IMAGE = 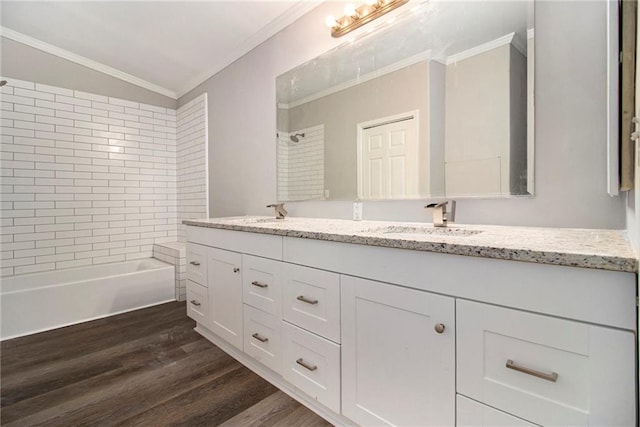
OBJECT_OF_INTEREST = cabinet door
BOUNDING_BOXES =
[243,304,282,375]
[282,321,341,413]
[186,280,210,327]
[208,247,243,350]
[457,395,536,426]
[186,242,208,286]
[457,299,636,427]
[341,275,455,426]
[283,263,340,343]
[242,255,282,317]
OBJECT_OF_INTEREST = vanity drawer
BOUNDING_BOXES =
[282,264,340,343]
[282,321,340,413]
[457,299,636,427]
[243,304,282,375]
[456,395,536,426]
[186,280,209,325]
[186,242,208,286]
[242,255,282,317]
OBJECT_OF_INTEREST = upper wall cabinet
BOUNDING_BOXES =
[277,0,534,201]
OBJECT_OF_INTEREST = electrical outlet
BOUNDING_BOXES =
[353,202,363,221]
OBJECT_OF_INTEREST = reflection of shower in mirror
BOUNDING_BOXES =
[290,133,305,143]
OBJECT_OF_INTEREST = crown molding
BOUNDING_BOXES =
[0,26,177,99]
[176,0,323,99]
[446,32,526,65]
[527,27,535,40]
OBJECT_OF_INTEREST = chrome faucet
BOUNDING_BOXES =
[267,203,287,219]
[425,200,456,227]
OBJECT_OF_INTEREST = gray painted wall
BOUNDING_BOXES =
[181,0,625,229]
[1,37,176,108]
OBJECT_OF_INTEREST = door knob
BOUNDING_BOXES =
[434,323,445,334]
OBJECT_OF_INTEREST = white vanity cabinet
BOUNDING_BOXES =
[282,264,341,343]
[186,279,210,326]
[456,395,537,427]
[282,321,341,413]
[457,299,637,427]
[243,304,282,374]
[242,254,284,375]
[186,243,211,328]
[185,224,638,427]
[242,254,283,317]
[341,275,455,426]
[207,247,243,350]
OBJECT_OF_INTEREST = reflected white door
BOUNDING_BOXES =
[359,116,418,199]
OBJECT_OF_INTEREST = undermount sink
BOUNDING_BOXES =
[368,225,483,237]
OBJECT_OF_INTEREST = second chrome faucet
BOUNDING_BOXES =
[267,203,287,219]
[425,200,456,227]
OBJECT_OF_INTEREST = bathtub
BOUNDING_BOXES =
[0,258,175,340]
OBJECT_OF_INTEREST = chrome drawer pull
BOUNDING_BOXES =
[190,300,201,306]
[506,359,558,383]
[233,267,240,273]
[296,295,318,305]
[296,358,318,371]
[189,261,200,266]
[251,333,269,343]
[251,281,268,288]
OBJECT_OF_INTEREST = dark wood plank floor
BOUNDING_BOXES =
[1,302,332,427]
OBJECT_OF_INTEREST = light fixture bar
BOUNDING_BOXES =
[330,0,409,38]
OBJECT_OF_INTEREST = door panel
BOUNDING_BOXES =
[360,115,417,199]
[208,247,243,350]
[341,275,455,426]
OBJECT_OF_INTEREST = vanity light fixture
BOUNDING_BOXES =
[325,0,409,38]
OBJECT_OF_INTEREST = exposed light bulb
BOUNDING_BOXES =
[325,15,338,28]
[327,0,408,38]
[344,3,358,17]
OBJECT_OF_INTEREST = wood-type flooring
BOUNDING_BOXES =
[1,301,332,427]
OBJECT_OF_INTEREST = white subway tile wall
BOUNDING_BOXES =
[176,93,208,242]
[152,242,186,301]
[0,78,181,277]
[277,125,325,201]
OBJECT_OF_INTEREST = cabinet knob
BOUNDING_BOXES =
[434,323,445,334]
[233,267,240,273]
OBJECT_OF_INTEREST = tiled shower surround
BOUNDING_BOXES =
[0,78,207,278]
[176,94,208,242]
[277,124,324,201]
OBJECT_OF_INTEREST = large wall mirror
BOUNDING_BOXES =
[277,0,534,201]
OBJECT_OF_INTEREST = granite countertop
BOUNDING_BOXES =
[183,216,639,273]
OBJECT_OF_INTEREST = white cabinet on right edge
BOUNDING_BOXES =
[341,275,456,426]
[457,299,636,426]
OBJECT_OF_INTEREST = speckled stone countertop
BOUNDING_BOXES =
[183,216,639,273]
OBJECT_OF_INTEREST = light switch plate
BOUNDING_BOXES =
[353,202,363,221]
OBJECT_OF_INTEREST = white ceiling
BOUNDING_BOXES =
[0,1,321,99]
